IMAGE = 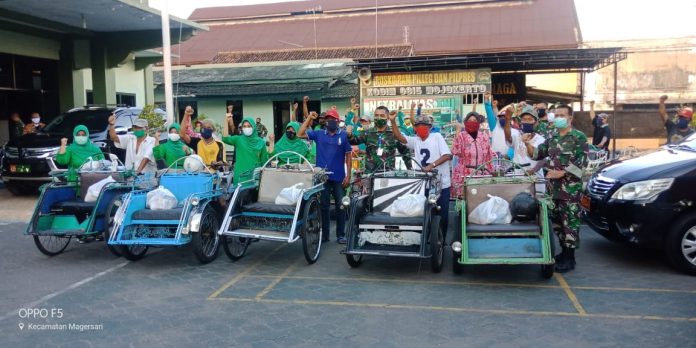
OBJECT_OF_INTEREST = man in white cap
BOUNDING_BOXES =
[108,114,156,174]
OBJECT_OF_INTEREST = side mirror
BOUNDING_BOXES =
[114,126,128,135]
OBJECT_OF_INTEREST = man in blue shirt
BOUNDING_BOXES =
[299,109,353,244]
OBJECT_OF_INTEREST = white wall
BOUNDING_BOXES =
[80,59,147,107]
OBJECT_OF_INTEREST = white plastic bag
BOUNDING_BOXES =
[146,186,178,210]
[275,183,304,205]
[389,194,426,217]
[84,176,116,202]
[468,194,512,225]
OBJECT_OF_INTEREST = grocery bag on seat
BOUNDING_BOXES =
[389,194,426,217]
[468,194,512,225]
[275,183,304,205]
[146,186,178,210]
[84,176,116,202]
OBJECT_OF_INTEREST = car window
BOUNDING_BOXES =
[115,114,133,129]
[42,109,113,136]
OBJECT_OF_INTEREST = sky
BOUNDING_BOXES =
[149,0,696,41]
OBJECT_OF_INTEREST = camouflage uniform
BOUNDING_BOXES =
[349,128,410,173]
[533,128,588,249]
[535,120,552,138]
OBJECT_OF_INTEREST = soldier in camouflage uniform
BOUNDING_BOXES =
[525,104,588,273]
[348,106,410,174]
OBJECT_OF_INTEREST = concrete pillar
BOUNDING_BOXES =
[143,65,154,106]
[90,41,116,105]
[71,69,87,108]
[58,38,75,112]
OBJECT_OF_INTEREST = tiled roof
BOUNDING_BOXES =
[210,44,413,64]
[173,0,580,65]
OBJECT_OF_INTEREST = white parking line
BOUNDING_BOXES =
[0,261,129,322]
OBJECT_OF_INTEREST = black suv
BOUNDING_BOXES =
[583,135,696,275]
[1,106,163,195]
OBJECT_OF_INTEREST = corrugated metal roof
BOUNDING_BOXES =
[154,60,352,84]
[210,44,413,64]
[174,0,580,65]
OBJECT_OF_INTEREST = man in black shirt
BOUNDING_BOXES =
[588,101,611,150]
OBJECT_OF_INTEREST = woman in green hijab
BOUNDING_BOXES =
[223,116,269,184]
[56,125,105,169]
[153,123,192,168]
[269,122,311,164]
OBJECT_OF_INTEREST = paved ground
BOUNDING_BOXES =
[0,200,694,348]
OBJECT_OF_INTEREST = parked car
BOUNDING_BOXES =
[1,106,166,195]
[583,134,696,275]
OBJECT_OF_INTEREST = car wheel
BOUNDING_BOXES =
[666,214,696,276]
[6,182,36,196]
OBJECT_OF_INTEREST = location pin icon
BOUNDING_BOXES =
[18,322,24,330]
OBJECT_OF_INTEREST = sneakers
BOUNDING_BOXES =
[337,237,347,244]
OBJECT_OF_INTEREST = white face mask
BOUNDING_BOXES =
[242,127,253,136]
[168,133,180,142]
[32,117,40,124]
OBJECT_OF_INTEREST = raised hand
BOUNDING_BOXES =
[659,95,668,102]
[350,97,356,104]
[411,102,417,109]
[388,111,397,121]
[60,138,68,146]
[108,114,116,125]
[484,92,492,102]
[268,134,275,142]
[303,96,310,102]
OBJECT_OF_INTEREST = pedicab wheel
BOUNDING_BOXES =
[222,235,249,261]
[541,264,554,279]
[429,216,444,273]
[33,235,71,256]
[192,206,221,264]
[346,254,363,268]
[119,244,148,261]
[452,213,463,274]
[103,198,122,257]
[301,196,322,264]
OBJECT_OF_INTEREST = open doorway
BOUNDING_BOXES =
[272,101,291,140]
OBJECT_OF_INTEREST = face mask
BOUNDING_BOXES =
[242,127,253,136]
[339,121,345,128]
[326,119,338,132]
[498,118,506,127]
[521,123,535,134]
[415,125,430,139]
[168,133,180,142]
[677,118,690,129]
[537,109,546,118]
[74,135,88,145]
[464,120,479,134]
[32,117,40,124]
[374,119,387,128]
[286,131,296,140]
[554,117,569,129]
[134,129,146,138]
[201,128,213,139]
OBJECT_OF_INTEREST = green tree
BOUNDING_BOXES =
[138,104,165,133]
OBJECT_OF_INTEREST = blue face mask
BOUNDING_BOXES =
[521,123,535,134]
[201,128,213,139]
[498,118,506,127]
[677,118,690,129]
[554,117,569,129]
[326,119,338,132]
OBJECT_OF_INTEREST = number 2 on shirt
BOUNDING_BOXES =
[420,148,430,168]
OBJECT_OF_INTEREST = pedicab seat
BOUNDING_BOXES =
[242,202,296,215]
[50,171,118,215]
[50,200,97,215]
[132,208,184,221]
[360,212,423,228]
[466,223,539,234]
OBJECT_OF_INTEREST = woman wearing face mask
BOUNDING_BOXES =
[451,112,495,197]
[153,123,193,168]
[268,122,310,164]
[56,125,105,172]
[223,116,269,184]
